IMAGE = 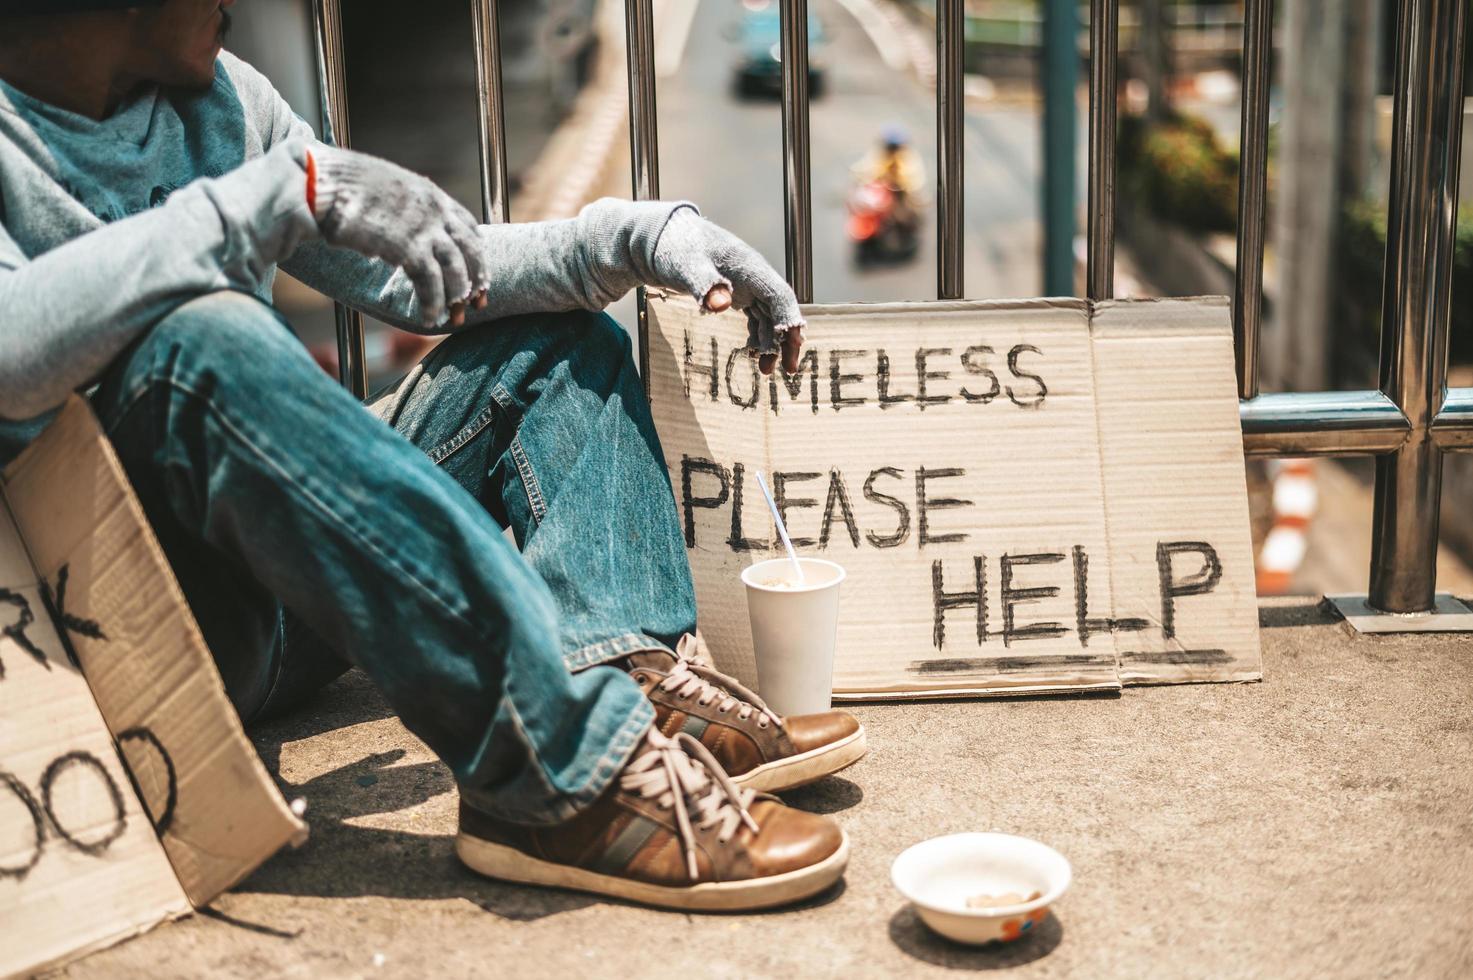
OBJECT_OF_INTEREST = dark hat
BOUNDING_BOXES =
[0,1,165,13]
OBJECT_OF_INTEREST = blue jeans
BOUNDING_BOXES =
[88,290,698,824]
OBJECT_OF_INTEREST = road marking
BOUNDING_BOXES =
[656,0,700,78]
[830,0,912,72]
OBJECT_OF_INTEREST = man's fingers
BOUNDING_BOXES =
[758,352,777,376]
[474,290,489,310]
[704,284,733,312]
[449,302,466,328]
[781,325,804,375]
[432,235,472,311]
[404,256,447,327]
[445,206,489,293]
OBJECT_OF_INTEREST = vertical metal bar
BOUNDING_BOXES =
[624,0,661,201]
[936,0,964,299]
[625,0,660,393]
[779,0,814,303]
[1231,0,1272,400]
[1368,0,1467,612]
[1041,0,1079,296]
[310,0,368,400]
[1086,0,1118,300]
[471,0,511,224]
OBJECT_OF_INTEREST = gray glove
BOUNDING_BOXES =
[308,145,488,327]
[650,208,805,357]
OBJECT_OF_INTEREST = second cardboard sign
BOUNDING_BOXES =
[648,295,1262,697]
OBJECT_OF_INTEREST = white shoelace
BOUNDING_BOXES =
[657,650,780,730]
[619,730,761,880]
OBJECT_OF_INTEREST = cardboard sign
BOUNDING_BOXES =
[648,295,1262,697]
[1,399,306,977]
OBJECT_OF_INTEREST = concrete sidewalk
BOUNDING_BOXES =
[59,599,1473,979]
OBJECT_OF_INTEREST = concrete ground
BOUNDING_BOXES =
[55,597,1473,980]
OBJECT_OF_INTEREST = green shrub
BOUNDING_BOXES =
[1338,199,1473,371]
[1119,112,1239,233]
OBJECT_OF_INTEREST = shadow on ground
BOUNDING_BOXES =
[237,668,862,921]
[888,907,1064,970]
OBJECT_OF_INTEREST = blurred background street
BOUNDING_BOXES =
[227,0,1473,601]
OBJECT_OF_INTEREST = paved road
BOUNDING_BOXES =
[607,0,1045,304]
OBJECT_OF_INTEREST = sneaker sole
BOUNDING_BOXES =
[729,726,867,793]
[456,830,849,912]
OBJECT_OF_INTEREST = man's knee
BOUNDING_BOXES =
[542,310,635,384]
[147,290,297,366]
[127,290,322,401]
[439,309,635,393]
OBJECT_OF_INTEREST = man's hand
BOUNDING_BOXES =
[651,209,805,376]
[307,145,488,328]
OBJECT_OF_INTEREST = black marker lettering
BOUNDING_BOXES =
[1000,552,1069,646]
[819,470,861,548]
[1072,545,1149,645]
[829,349,869,410]
[915,347,952,410]
[770,347,820,415]
[41,751,127,856]
[679,456,729,548]
[773,471,820,548]
[1156,541,1223,639]
[916,467,971,546]
[682,331,720,401]
[0,587,46,679]
[1006,344,1047,408]
[863,467,911,548]
[117,727,178,835]
[727,463,767,552]
[959,345,1001,403]
[876,350,914,409]
[725,347,761,409]
[0,771,43,880]
[39,564,105,670]
[931,557,988,650]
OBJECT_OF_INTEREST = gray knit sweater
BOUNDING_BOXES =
[0,51,686,456]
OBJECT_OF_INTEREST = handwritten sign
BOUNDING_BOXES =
[648,296,1262,696]
[1,399,306,976]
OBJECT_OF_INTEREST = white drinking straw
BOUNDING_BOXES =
[754,469,805,584]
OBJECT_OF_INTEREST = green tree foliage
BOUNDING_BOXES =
[1119,112,1239,233]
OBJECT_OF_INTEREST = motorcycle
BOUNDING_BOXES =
[846,180,919,266]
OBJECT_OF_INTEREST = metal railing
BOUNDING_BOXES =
[311,0,1471,620]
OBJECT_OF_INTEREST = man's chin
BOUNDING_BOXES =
[163,57,220,92]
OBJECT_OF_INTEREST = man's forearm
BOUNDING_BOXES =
[0,144,316,421]
[281,198,692,334]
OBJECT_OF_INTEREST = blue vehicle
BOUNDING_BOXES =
[730,4,827,99]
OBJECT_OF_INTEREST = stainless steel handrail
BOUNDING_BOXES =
[626,0,660,391]
[1086,0,1119,300]
[1231,0,1271,401]
[779,0,815,303]
[1367,0,1468,611]
[1240,391,1411,457]
[309,0,1473,615]
[310,0,368,399]
[471,0,511,224]
[936,0,965,300]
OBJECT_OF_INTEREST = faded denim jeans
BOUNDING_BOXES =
[88,289,699,824]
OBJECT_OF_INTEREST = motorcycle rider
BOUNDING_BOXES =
[850,124,926,240]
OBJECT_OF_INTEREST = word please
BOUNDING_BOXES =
[680,457,972,551]
[681,331,1049,413]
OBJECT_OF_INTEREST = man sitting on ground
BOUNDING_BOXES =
[0,0,865,911]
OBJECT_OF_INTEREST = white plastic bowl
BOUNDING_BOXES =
[891,833,1071,945]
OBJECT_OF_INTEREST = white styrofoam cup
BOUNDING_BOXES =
[740,557,846,717]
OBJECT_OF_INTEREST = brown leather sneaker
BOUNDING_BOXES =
[456,729,848,911]
[619,637,867,793]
